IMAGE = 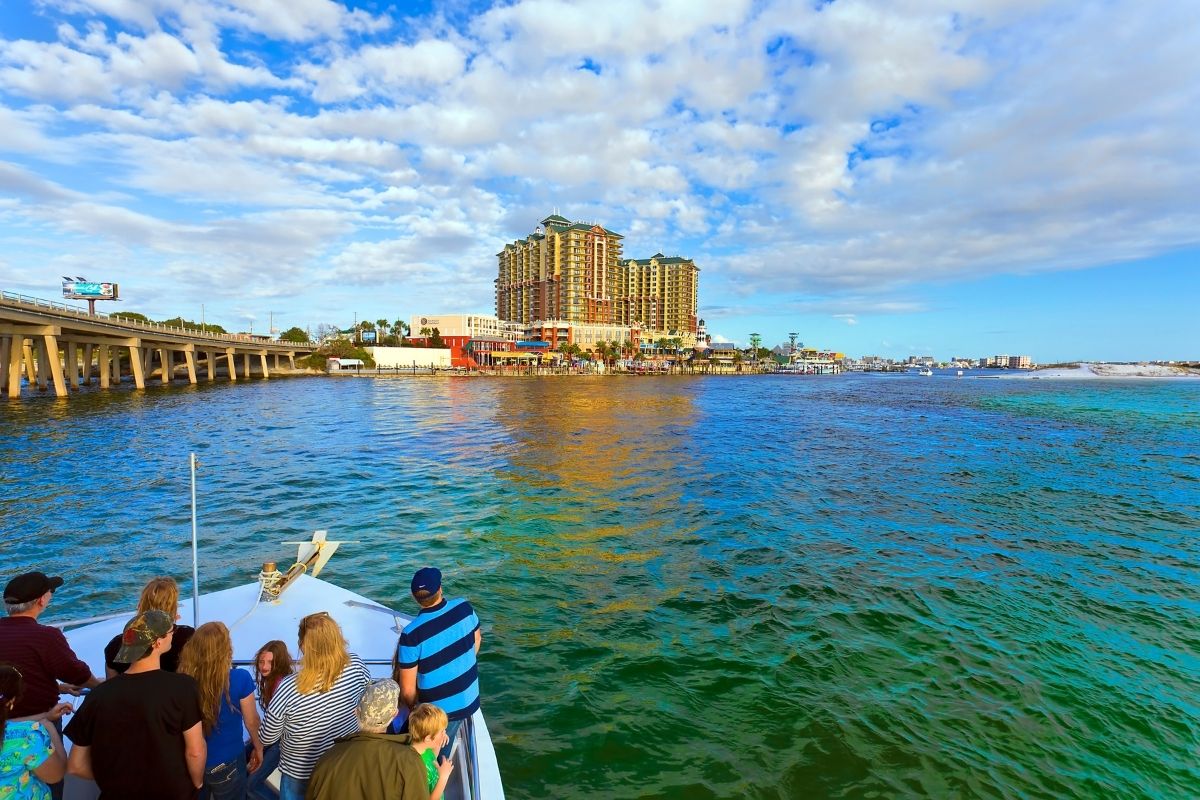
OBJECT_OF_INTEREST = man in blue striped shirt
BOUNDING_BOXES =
[394,567,481,760]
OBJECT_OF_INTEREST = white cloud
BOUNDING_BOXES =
[0,0,1196,334]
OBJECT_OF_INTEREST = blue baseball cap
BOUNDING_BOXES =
[410,567,441,595]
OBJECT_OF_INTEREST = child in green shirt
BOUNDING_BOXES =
[409,703,455,800]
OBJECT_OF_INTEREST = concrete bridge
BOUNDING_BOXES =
[1,290,318,399]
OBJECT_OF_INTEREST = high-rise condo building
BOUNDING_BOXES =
[496,214,624,326]
[496,214,700,336]
[619,252,700,336]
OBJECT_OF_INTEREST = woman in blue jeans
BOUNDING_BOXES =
[178,622,264,799]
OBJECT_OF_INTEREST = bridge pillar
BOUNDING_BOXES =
[141,347,152,381]
[205,351,215,381]
[226,349,237,381]
[83,344,94,384]
[259,353,269,379]
[129,345,146,389]
[184,350,197,384]
[23,340,36,384]
[289,353,296,370]
[243,353,252,379]
[273,353,281,370]
[158,348,171,384]
[111,349,121,385]
[98,344,109,389]
[0,337,9,392]
[7,337,23,398]
[43,335,67,397]
[34,338,49,391]
[66,342,79,390]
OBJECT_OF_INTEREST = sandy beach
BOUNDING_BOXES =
[1020,363,1200,379]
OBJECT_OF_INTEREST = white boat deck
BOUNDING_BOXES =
[59,574,503,799]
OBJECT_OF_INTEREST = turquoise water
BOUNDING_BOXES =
[2,375,1198,798]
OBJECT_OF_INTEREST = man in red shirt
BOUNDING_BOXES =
[0,571,102,715]
[1,570,103,799]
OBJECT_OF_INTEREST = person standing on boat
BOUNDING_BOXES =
[260,612,370,800]
[103,577,195,676]
[246,640,292,800]
[65,609,206,798]
[392,567,482,761]
[306,679,427,800]
[0,663,71,800]
[0,571,102,800]
[178,622,264,800]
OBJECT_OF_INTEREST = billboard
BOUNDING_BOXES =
[62,281,119,300]
[360,329,377,343]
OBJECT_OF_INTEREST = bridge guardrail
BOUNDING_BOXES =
[0,289,315,350]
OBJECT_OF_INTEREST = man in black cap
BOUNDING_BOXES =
[65,608,206,798]
[0,571,102,714]
[0,570,102,800]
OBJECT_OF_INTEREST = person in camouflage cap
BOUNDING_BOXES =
[357,678,402,730]
[112,608,174,664]
[65,607,205,798]
[307,679,427,800]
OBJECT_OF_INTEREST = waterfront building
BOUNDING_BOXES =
[786,348,844,374]
[618,253,700,336]
[496,214,700,337]
[496,214,625,326]
[980,354,1032,369]
[408,314,516,341]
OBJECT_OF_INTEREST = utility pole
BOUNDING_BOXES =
[201,304,205,329]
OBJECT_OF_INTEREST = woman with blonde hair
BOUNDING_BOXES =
[260,612,369,800]
[103,577,194,676]
[178,622,263,800]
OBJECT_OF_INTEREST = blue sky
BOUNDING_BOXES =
[1,0,1196,361]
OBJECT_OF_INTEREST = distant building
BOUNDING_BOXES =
[619,252,699,337]
[409,314,515,341]
[496,213,699,335]
[1008,355,1031,369]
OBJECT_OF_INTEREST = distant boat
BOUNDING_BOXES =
[918,368,933,376]
[956,369,964,377]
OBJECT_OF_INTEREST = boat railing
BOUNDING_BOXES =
[45,611,132,630]
[463,712,482,800]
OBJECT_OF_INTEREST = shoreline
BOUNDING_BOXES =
[1016,363,1200,380]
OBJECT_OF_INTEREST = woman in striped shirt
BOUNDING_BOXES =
[260,613,370,800]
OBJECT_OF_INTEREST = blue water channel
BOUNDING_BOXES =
[2,373,1198,798]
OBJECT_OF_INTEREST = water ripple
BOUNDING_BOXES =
[2,375,1198,798]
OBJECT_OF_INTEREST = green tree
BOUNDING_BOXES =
[157,316,227,334]
[429,327,445,348]
[111,311,152,323]
[279,326,309,343]
[300,337,376,369]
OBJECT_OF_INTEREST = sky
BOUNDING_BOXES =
[0,0,1197,361]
